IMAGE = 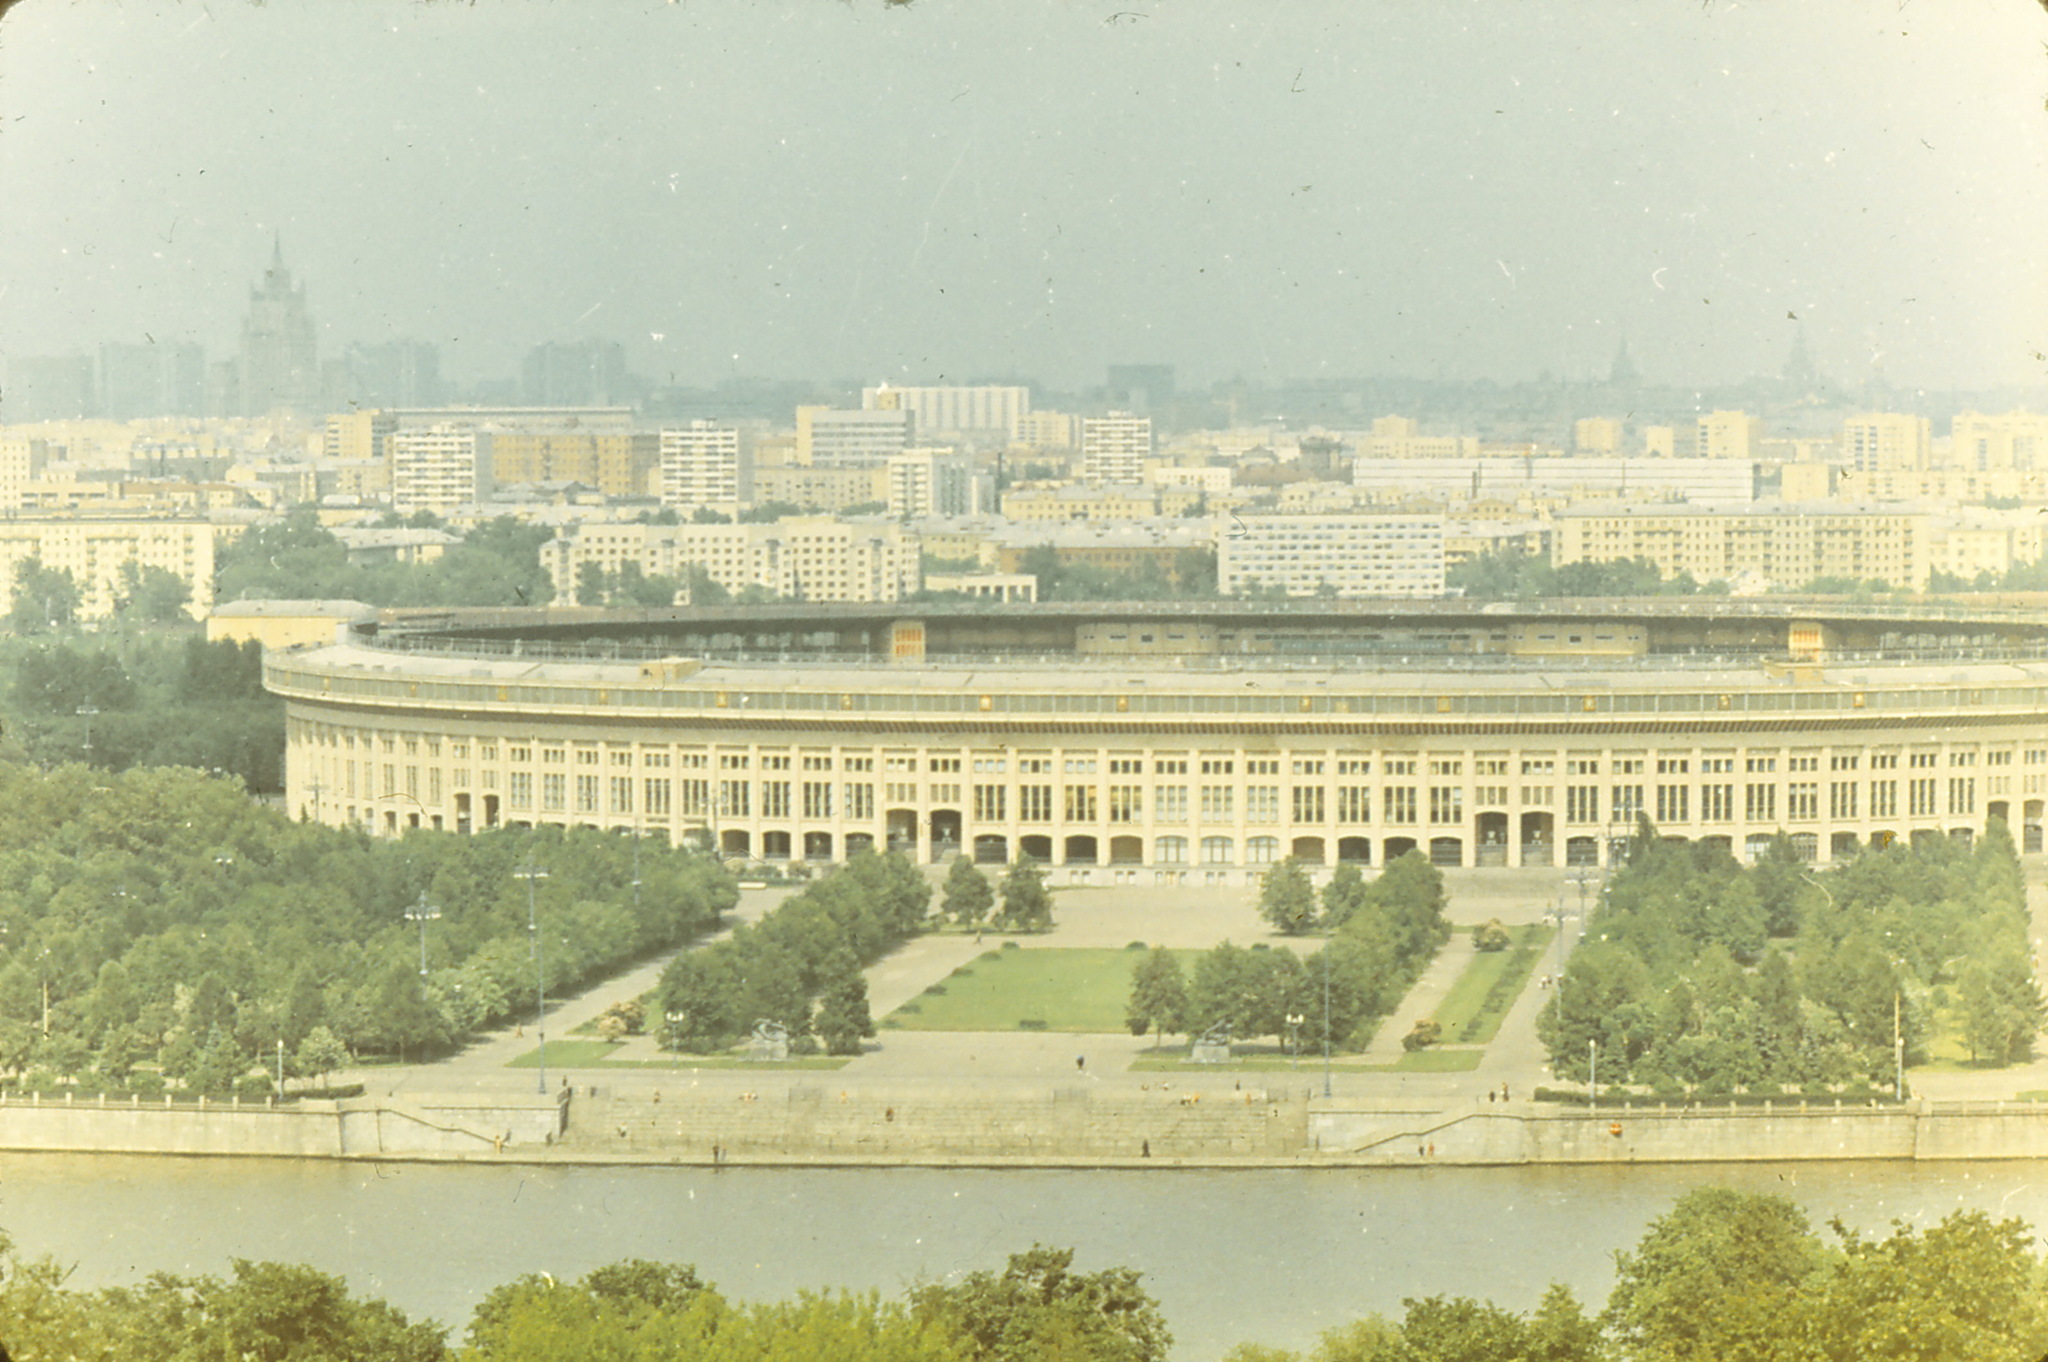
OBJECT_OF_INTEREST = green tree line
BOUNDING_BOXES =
[0,760,734,1096]
[3,632,284,791]
[656,850,929,1055]
[1539,821,2045,1094]
[8,1189,2048,1360]
[214,510,554,608]
[0,1236,1169,1362]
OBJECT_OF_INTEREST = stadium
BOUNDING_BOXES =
[266,598,2048,882]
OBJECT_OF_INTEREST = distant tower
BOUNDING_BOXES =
[1608,338,1640,388]
[239,236,319,415]
[1781,325,1820,393]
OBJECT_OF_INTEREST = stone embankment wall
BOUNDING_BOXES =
[1316,1100,2048,1165]
[0,1091,565,1159]
[561,1084,1308,1161]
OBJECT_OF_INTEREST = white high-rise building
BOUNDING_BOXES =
[1217,514,1447,598]
[1843,413,1931,473]
[862,385,1030,438]
[660,421,742,508]
[1081,412,1153,484]
[886,448,983,518]
[391,425,493,514]
[797,406,914,469]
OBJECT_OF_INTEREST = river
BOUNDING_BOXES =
[3,1155,2046,1358]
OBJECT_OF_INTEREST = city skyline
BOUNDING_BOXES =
[1,3,2042,395]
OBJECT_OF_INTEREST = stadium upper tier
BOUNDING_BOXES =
[266,599,2048,879]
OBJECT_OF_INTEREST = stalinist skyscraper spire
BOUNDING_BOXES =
[239,235,319,415]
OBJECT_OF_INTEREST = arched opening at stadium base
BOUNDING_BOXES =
[1988,800,2010,829]
[1156,835,1188,867]
[481,794,499,829]
[1740,833,1772,863]
[845,831,875,858]
[1475,813,1509,867]
[1428,837,1463,868]
[1335,836,1370,865]
[1698,835,1732,859]
[1519,812,1554,867]
[1788,832,1819,862]
[1108,835,1143,865]
[762,830,793,861]
[973,834,1008,864]
[1910,828,1942,850]
[802,831,833,861]
[929,810,962,862]
[1565,836,1598,868]
[1291,836,1326,865]
[1948,826,1974,847]
[1868,829,1896,852]
[1383,836,1417,862]
[1019,835,1053,863]
[721,829,751,858]
[886,809,918,857]
[454,793,472,833]
[1064,834,1099,865]
[1830,832,1861,861]
[2027,799,2045,853]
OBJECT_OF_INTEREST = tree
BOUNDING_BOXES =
[294,1025,350,1087]
[814,948,875,1056]
[574,561,609,606]
[996,856,1053,932]
[5,556,80,632]
[910,1244,1171,1362]
[1320,862,1369,930]
[115,560,193,622]
[941,857,995,926]
[1258,857,1316,935]
[1125,947,1188,1044]
[1603,1187,1821,1362]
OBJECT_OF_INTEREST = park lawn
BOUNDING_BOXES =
[1430,924,1554,1045]
[506,1040,848,1070]
[884,946,1201,1033]
[1391,1046,1484,1073]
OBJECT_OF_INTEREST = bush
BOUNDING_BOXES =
[129,1070,166,1097]
[1471,920,1512,952]
[236,1072,277,1101]
[1401,1019,1442,1051]
[1017,1018,1049,1031]
[1001,940,1020,951]
[923,983,948,996]
[1125,941,1148,951]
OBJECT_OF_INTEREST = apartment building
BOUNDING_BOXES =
[659,421,742,509]
[390,426,494,515]
[1217,513,1446,598]
[1080,413,1154,484]
[1554,504,1932,590]
[541,517,920,604]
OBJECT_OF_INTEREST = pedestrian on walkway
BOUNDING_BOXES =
[1076,1055,1085,1072]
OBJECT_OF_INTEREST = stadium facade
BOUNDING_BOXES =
[266,599,2048,882]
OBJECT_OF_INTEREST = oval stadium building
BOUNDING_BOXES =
[266,598,2048,882]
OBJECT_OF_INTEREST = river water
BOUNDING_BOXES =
[3,1155,2046,1359]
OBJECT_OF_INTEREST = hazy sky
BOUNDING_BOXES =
[1,1,2043,392]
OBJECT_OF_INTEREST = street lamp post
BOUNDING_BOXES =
[515,862,550,1095]
[1589,1038,1598,1109]
[76,704,98,761]
[1286,1012,1304,1068]
[1321,941,1333,1099]
[404,890,441,977]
